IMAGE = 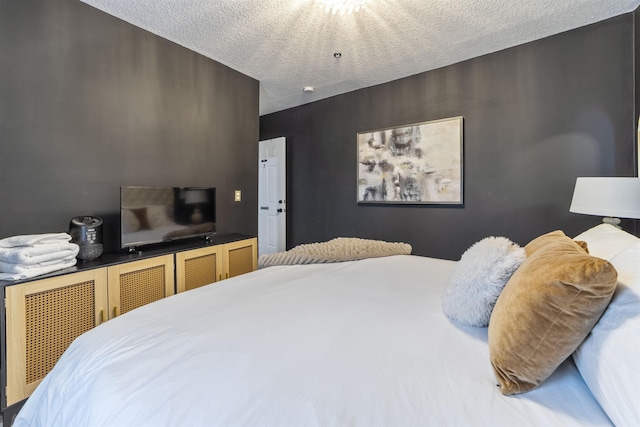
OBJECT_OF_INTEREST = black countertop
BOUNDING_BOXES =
[0,233,255,288]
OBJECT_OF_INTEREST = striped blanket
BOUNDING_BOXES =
[258,237,412,268]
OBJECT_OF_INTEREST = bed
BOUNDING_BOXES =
[13,225,640,426]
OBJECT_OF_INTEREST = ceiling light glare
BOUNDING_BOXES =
[317,0,369,15]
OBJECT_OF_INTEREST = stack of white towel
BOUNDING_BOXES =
[0,233,79,281]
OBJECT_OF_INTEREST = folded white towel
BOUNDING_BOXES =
[0,243,79,265]
[0,258,78,281]
[0,254,78,274]
[0,233,72,248]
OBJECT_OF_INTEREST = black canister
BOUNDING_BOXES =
[69,216,104,261]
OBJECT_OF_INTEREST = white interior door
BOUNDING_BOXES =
[258,137,286,256]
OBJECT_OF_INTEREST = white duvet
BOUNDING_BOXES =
[14,255,611,427]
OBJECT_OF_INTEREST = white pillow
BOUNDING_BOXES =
[573,241,640,426]
[573,223,639,260]
[442,237,526,327]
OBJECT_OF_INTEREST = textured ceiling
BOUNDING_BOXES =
[79,0,640,116]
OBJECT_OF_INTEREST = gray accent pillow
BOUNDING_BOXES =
[442,236,526,327]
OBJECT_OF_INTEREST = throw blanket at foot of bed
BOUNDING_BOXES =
[258,237,412,268]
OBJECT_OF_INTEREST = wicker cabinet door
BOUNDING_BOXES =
[175,245,223,293]
[107,255,174,319]
[222,238,257,279]
[5,269,109,405]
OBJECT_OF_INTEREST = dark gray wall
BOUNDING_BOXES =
[0,0,259,253]
[636,7,640,168]
[260,14,637,260]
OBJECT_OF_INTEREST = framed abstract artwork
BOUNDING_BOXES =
[357,116,463,204]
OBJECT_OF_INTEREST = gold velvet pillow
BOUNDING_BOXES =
[522,229,588,255]
[488,230,617,395]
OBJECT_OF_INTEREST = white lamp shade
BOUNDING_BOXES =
[570,177,640,219]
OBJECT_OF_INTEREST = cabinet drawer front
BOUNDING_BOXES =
[184,253,218,291]
[224,238,258,279]
[118,264,168,314]
[24,281,96,384]
[176,245,223,293]
[107,255,174,318]
[227,245,255,278]
[5,269,108,405]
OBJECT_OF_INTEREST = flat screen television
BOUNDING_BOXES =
[120,186,216,249]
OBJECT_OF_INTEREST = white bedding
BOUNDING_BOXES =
[14,255,611,426]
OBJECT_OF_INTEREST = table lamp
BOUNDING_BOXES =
[569,177,640,227]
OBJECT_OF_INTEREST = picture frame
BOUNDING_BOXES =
[357,116,463,204]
